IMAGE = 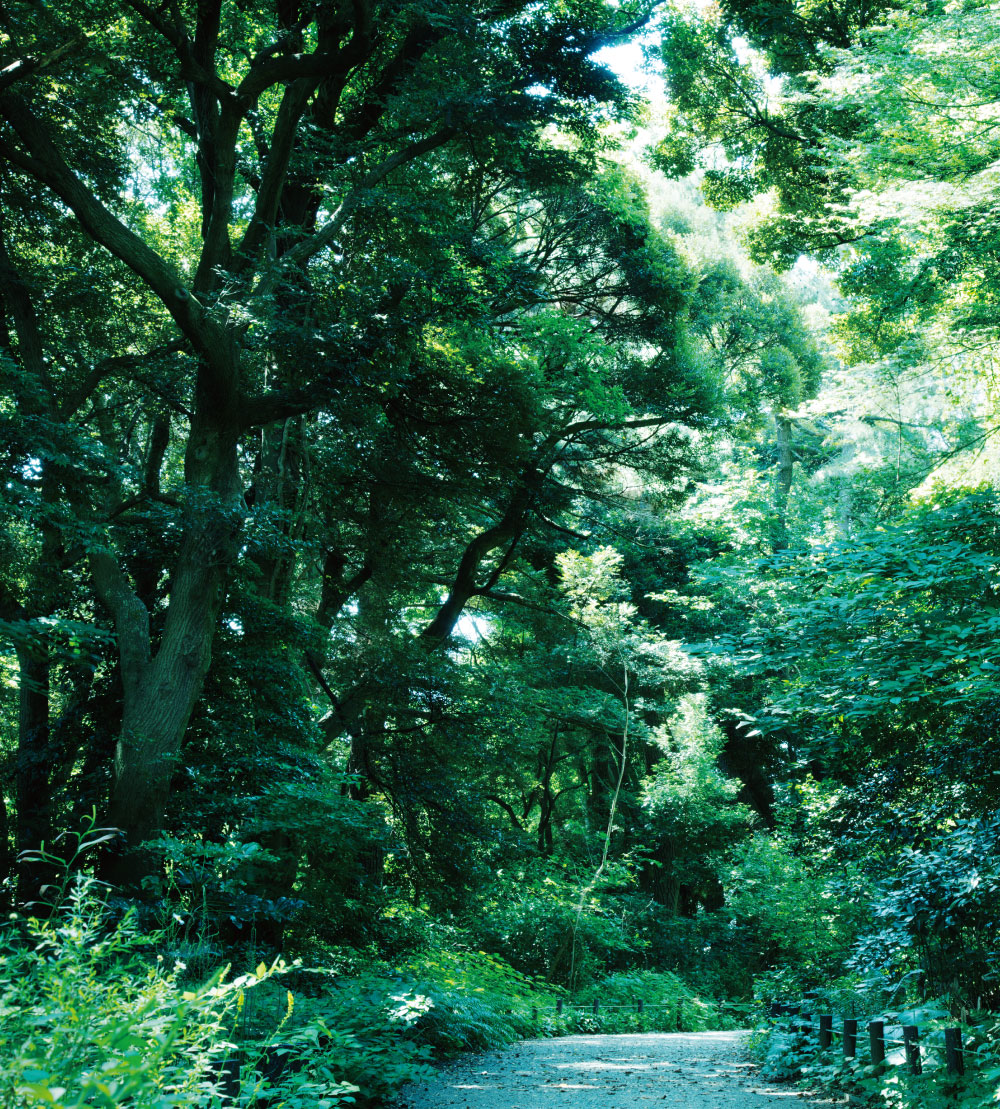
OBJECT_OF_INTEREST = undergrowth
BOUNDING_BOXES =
[1,871,739,1107]
[755,1003,1000,1108]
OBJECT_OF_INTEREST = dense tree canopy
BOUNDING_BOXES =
[4,2,1000,1106]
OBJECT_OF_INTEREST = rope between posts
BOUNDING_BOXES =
[781,1006,1000,1070]
[503,1000,749,1012]
[808,1028,997,1063]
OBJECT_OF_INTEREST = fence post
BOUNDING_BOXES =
[636,998,644,1015]
[903,1026,922,1075]
[819,1014,832,1049]
[944,1027,964,1076]
[843,1019,858,1059]
[556,999,563,1016]
[592,999,599,1016]
[868,1021,885,1068]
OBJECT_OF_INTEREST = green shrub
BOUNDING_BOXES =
[851,815,1000,1010]
[0,876,245,1108]
[755,1008,998,1109]
[243,1011,433,1109]
[636,904,763,999]
[474,862,639,988]
[378,947,561,1052]
[0,875,433,1108]
[575,970,727,1032]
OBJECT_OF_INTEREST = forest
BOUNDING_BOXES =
[1,0,999,1106]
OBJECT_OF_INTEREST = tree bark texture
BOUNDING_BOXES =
[102,425,241,863]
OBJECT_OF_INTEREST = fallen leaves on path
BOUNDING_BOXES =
[395,1032,830,1109]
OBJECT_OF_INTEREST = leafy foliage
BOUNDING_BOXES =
[0,877,250,1108]
[6,2,1000,1107]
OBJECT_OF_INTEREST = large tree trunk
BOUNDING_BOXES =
[641,837,681,915]
[1,228,66,903]
[98,402,242,880]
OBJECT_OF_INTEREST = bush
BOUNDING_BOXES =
[244,1004,433,1109]
[754,1007,998,1109]
[473,862,639,988]
[0,875,246,1108]
[575,969,725,1031]
[724,835,861,990]
[638,904,763,999]
[851,814,1000,1009]
[0,874,433,1108]
[367,947,561,1053]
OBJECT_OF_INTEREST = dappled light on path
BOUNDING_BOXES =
[396,1032,830,1108]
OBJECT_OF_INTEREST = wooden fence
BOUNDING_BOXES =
[210,994,753,1103]
[772,1001,982,1077]
[503,995,754,1029]
[215,996,992,1104]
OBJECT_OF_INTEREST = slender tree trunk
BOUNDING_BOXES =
[15,642,53,903]
[835,438,856,536]
[772,412,794,550]
[537,730,561,855]
[537,779,555,855]
[587,732,617,837]
[0,789,11,911]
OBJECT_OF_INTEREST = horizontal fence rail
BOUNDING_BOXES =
[500,996,754,1029]
[213,994,753,1104]
[771,1001,994,1078]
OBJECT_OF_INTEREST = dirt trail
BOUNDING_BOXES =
[395,1030,829,1109]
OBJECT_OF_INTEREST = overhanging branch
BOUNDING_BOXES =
[0,95,232,372]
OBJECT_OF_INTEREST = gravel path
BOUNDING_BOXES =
[394,1031,830,1109]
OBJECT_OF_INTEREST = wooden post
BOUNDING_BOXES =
[592,999,599,1015]
[868,1021,885,1067]
[945,1028,964,1076]
[556,999,564,1016]
[637,998,644,1015]
[819,1014,832,1049]
[843,1019,858,1059]
[903,1026,922,1075]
